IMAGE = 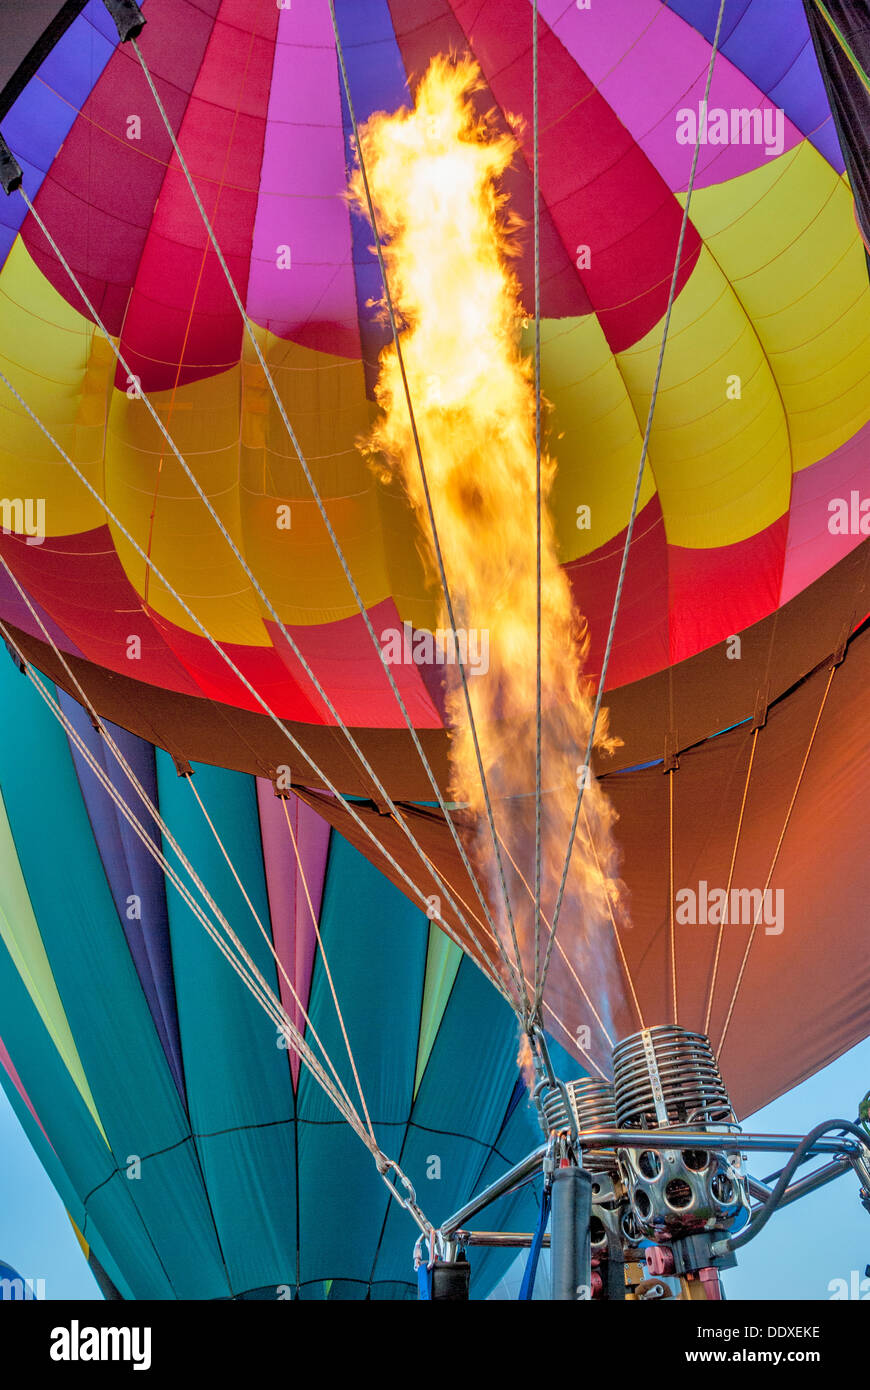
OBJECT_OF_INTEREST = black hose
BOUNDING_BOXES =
[723,1119,868,1253]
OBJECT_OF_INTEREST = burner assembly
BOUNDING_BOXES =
[612,1027,748,1243]
[437,1022,870,1301]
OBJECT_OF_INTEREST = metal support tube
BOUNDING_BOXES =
[551,1166,591,1301]
[441,1145,546,1237]
[766,1157,853,1212]
[458,1231,551,1248]
[574,1128,861,1156]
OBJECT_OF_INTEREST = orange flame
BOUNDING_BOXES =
[352,58,626,1059]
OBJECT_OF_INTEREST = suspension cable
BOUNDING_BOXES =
[123,39,528,1012]
[185,774,376,1148]
[718,665,837,1055]
[319,9,529,1015]
[277,794,377,1137]
[532,0,544,1012]
[0,620,365,1139]
[534,0,729,1016]
[0,550,370,1130]
[704,726,759,1034]
[0,612,438,1232]
[0,363,512,1012]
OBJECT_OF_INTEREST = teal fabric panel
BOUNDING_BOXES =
[155,754,297,1296]
[0,664,226,1296]
[297,832,428,1288]
[372,950,542,1294]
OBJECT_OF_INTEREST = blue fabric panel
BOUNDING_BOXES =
[0,1,123,269]
[333,0,410,395]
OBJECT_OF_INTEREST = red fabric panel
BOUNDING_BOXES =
[667,515,789,666]
[23,0,219,334]
[266,600,443,730]
[295,622,870,1115]
[0,528,201,695]
[565,494,671,691]
[386,0,591,319]
[117,1,279,391]
[147,613,326,721]
[448,0,701,351]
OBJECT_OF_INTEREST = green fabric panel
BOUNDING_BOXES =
[155,754,298,1296]
[413,921,462,1098]
[0,663,226,1296]
[0,784,103,1136]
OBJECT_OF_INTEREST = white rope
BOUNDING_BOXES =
[0,618,369,1143]
[0,362,512,1011]
[0,545,374,1133]
[186,774,376,1147]
[318,12,530,1015]
[535,0,730,1014]
[121,45,529,1011]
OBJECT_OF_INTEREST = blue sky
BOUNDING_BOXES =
[1,1036,868,1300]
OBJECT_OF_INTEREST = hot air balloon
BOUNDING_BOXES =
[0,649,551,1297]
[0,0,869,1301]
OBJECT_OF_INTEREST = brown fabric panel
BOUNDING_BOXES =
[5,540,868,798]
[299,626,870,1117]
[2,623,446,799]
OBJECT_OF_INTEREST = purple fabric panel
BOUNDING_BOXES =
[58,693,186,1102]
[540,0,801,192]
[246,3,360,355]
[781,421,870,605]
[663,0,842,168]
[0,563,85,658]
[256,779,329,1087]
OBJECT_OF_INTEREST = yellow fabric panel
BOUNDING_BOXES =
[0,786,107,1143]
[681,140,870,473]
[68,1212,90,1261]
[526,314,654,561]
[237,330,404,627]
[104,329,425,638]
[616,248,791,548]
[0,238,106,533]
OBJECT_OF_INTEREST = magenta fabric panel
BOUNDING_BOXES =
[256,781,330,1088]
[247,4,361,355]
[539,0,802,194]
[448,0,702,352]
[781,421,870,605]
[0,1035,51,1143]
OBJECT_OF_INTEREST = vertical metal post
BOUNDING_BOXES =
[550,1166,592,1300]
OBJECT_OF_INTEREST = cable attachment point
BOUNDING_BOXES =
[528,1025,577,1143]
[0,134,22,195]
[377,1155,433,1239]
[102,0,146,42]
